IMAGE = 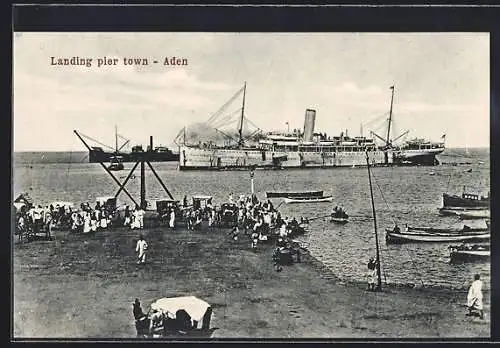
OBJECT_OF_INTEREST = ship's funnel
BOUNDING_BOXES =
[303,109,316,141]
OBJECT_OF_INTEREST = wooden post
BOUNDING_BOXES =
[366,151,382,291]
[114,161,140,199]
[250,169,255,195]
[146,161,174,200]
[140,155,146,209]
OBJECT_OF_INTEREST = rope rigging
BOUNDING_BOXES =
[206,86,245,124]
[211,107,243,129]
[369,168,428,289]
[78,132,116,152]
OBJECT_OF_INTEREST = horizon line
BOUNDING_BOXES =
[12,146,490,153]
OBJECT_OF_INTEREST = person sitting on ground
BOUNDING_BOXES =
[229,225,239,241]
[133,298,145,320]
[149,309,165,336]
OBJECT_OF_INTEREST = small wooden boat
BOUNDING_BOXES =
[406,225,489,234]
[331,217,349,224]
[449,244,490,263]
[283,195,334,204]
[108,163,124,171]
[266,190,323,198]
[385,230,490,244]
[331,207,349,224]
[108,156,124,171]
[456,210,490,220]
[438,207,487,216]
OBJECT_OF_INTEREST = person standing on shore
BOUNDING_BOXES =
[367,257,378,291]
[169,209,176,229]
[467,274,484,319]
[136,234,148,264]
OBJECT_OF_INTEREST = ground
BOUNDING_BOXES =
[13,222,490,339]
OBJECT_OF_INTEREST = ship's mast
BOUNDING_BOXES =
[238,81,247,147]
[366,151,382,291]
[115,125,118,153]
[386,85,395,147]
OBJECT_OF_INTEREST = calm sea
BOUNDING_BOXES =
[13,148,490,291]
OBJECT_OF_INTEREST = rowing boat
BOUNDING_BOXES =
[450,244,490,263]
[438,207,488,217]
[385,230,490,244]
[456,210,490,220]
[283,196,334,204]
[406,225,489,234]
[331,217,349,224]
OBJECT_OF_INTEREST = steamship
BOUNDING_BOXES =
[177,84,445,170]
[74,127,179,163]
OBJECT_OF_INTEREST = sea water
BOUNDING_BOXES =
[13,148,490,291]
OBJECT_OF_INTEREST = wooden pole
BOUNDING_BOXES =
[366,151,382,291]
[146,161,174,200]
[114,161,140,199]
[140,155,146,209]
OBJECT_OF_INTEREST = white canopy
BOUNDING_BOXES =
[192,195,212,200]
[150,296,210,322]
[13,202,25,211]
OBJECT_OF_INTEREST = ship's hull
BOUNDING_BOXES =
[178,146,392,170]
[450,250,490,263]
[393,148,444,166]
[89,149,179,163]
[385,231,490,244]
[443,193,490,209]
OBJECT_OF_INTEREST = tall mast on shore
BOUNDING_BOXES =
[386,85,395,148]
[238,81,247,147]
[366,151,382,291]
[115,125,118,153]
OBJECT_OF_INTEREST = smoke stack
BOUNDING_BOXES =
[303,109,316,141]
[150,136,153,152]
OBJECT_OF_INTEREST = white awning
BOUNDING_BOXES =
[13,202,25,211]
[192,195,213,200]
[150,296,210,322]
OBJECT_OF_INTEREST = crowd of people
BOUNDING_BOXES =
[13,196,125,240]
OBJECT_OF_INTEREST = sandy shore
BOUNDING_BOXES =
[13,222,490,339]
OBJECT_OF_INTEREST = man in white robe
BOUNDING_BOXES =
[467,274,484,319]
[136,235,148,264]
[138,208,145,229]
[169,209,175,229]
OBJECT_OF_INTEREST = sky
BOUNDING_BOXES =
[13,32,489,151]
